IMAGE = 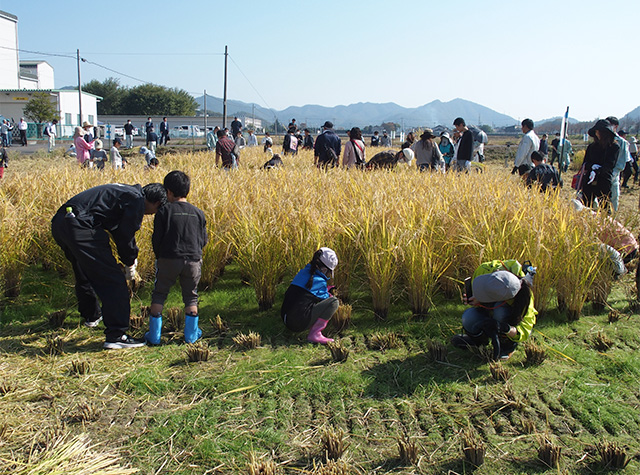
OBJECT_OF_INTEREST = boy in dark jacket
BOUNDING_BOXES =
[526,151,561,192]
[145,171,208,345]
[51,183,167,349]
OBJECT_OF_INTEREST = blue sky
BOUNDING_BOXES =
[4,0,638,122]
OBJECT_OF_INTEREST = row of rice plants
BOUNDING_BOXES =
[1,149,606,320]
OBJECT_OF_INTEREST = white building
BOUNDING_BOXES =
[0,10,100,136]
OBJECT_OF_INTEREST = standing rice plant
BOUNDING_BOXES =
[555,223,607,321]
[356,208,400,320]
[231,205,288,311]
[330,303,352,332]
[399,205,453,318]
[0,190,32,299]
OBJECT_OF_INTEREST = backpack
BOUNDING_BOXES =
[469,126,488,144]
[43,125,50,137]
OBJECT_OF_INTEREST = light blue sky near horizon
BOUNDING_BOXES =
[3,0,638,123]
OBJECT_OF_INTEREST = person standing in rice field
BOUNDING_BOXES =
[512,118,540,176]
[281,248,339,344]
[145,170,208,346]
[580,119,619,209]
[342,127,366,169]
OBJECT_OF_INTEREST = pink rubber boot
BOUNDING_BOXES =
[307,318,334,344]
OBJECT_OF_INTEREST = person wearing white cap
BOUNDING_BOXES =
[438,132,455,169]
[281,247,339,344]
[451,259,537,360]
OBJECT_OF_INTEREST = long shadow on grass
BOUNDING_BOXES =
[362,353,484,399]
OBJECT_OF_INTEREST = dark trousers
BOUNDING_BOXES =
[19,130,27,146]
[160,131,169,145]
[51,213,131,339]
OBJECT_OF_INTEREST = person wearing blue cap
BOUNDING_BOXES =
[451,260,537,360]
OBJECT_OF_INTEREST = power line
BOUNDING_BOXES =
[80,58,149,85]
[228,54,277,120]
[0,45,75,59]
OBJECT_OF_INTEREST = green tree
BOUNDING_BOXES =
[22,92,58,123]
[122,84,197,116]
[479,124,494,134]
[83,77,125,115]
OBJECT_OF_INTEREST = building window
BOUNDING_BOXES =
[88,115,94,125]
[65,113,72,125]
[77,115,81,126]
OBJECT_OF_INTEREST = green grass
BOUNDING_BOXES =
[2,259,640,474]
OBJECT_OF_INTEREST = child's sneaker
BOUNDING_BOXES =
[103,334,146,350]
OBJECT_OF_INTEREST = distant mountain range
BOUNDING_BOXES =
[194,95,519,129]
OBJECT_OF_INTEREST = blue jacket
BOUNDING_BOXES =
[290,264,331,299]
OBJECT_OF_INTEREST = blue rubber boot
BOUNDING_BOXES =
[144,314,162,345]
[184,314,202,344]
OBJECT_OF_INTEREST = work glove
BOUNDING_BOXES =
[592,164,601,170]
[124,259,137,280]
[588,171,596,184]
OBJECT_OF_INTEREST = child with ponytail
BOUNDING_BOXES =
[281,248,339,344]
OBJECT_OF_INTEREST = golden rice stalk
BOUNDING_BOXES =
[330,304,351,332]
[0,433,138,474]
[312,459,352,475]
[128,314,145,331]
[598,441,630,469]
[520,418,536,435]
[45,333,65,356]
[247,453,281,475]
[210,314,228,334]
[367,332,400,351]
[524,340,546,366]
[139,305,151,319]
[538,436,561,468]
[69,359,91,376]
[592,331,613,351]
[321,427,348,461]
[462,428,485,467]
[68,401,100,423]
[327,341,349,363]
[489,362,510,382]
[397,434,419,466]
[0,381,17,395]
[165,307,183,332]
[186,341,211,362]
[233,331,261,350]
[47,310,67,329]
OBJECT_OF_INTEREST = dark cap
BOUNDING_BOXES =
[322,121,333,129]
[113,137,123,145]
[588,119,616,138]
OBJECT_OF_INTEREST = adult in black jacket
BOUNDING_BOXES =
[453,117,473,172]
[159,117,170,146]
[526,151,561,192]
[581,119,620,209]
[314,121,341,167]
[51,183,167,349]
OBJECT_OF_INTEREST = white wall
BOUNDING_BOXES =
[58,90,98,135]
[0,12,19,89]
[36,63,54,89]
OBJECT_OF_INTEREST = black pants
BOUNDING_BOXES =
[51,212,131,339]
[19,130,27,146]
[160,131,169,145]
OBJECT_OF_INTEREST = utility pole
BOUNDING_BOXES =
[77,49,83,125]
[223,45,228,128]
[252,103,255,131]
[204,89,207,134]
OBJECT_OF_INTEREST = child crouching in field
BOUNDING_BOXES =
[281,248,339,344]
[451,259,538,360]
[145,170,208,345]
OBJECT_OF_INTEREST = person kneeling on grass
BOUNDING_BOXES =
[451,260,538,360]
[281,248,339,344]
[145,171,208,345]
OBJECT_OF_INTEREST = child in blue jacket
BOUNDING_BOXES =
[281,248,339,344]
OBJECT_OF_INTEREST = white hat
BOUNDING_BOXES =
[472,271,521,303]
[318,247,338,277]
[401,148,414,164]
[139,146,148,154]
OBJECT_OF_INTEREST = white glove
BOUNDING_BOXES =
[588,171,596,184]
[124,259,138,280]
[592,164,601,170]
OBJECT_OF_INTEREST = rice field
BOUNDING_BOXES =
[1,144,639,474]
